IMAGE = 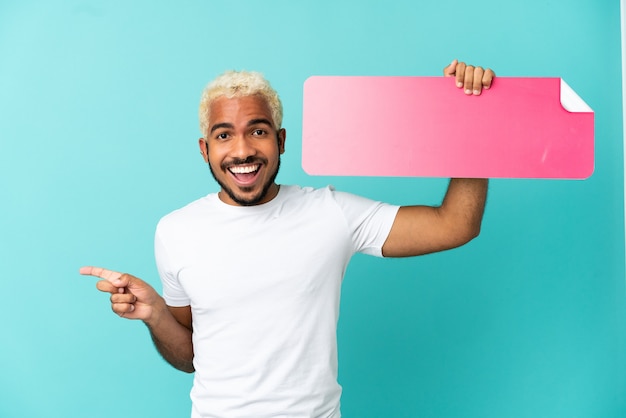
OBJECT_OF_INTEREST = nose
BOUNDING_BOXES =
[230,135,256,160]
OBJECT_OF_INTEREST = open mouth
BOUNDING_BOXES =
[228,164,261,184]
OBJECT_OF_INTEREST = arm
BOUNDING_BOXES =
[381,60,494,257]
[80,266,195,373]
[146,303,194,373]
[382,178,487,257]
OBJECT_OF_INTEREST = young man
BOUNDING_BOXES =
[82,59,494,418]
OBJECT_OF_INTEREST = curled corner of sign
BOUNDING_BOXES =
[560,79,594,113]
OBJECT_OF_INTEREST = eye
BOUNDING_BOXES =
[215,132,229,140]
[252,129,266,136]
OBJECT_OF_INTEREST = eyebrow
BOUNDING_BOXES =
[247,118,274,128]
[209,122,234,134]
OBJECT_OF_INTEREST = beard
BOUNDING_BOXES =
[208,157,281,206]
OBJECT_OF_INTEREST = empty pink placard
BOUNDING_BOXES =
[302,76,594,179]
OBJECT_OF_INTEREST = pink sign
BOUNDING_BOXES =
[302,76,594,179]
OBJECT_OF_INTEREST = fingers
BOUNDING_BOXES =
[91,276,137,318]
[81,266,135,289]
[446,60,495,95]
[110,291,137,317]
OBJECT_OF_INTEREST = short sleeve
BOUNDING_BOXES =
[331,189,400,257]
[155,226,191,307]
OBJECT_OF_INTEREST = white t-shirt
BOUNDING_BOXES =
[155,185,399,418]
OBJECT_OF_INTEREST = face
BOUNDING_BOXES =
[199,95,286,206]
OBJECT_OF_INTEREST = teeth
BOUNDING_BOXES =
[229,164,259,174]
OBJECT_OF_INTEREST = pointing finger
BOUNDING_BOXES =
[80,266,122,282]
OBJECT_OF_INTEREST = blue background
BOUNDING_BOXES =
[1,1,624,417]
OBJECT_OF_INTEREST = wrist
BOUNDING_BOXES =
[144,296,168,329]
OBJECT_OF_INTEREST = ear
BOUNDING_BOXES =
[277,128,286,154]
[198,138,209,162]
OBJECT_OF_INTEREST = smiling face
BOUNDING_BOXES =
[199,95,286,206]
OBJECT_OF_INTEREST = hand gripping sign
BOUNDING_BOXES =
[302,76,594,179]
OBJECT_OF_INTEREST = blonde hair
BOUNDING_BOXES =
[198,70,283,138]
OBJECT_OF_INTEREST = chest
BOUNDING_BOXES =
[172,207,353,311]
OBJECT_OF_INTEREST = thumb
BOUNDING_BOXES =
[116,273,143,290]
[443,59,458,77]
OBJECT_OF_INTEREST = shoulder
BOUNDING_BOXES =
[279,184,352,210]
[281,184,332,198]
[281,184,396,218]
[156,193,218,232]
[281,184,359,201]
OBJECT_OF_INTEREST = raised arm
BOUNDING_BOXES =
[381,60,493,257]
[382,178,487,257]
[80,266,195,373]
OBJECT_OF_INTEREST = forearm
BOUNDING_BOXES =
[145,300,194,373]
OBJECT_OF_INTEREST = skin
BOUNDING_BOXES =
[81,59,494,372]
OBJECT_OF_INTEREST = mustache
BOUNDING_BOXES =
[221,156,267,170]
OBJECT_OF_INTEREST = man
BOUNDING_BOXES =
[81,59,494,417]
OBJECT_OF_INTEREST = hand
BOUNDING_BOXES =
[80,266,164,322]
[443,59,495,96]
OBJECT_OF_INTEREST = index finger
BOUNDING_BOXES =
[79,266,122,282]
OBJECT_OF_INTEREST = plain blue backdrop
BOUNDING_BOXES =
[0,1,624,417]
